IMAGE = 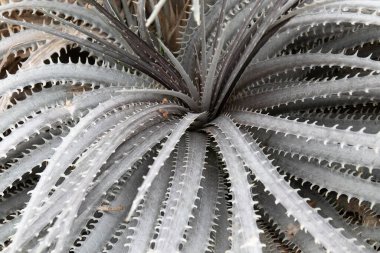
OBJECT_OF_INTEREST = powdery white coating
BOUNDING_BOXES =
[0,1,379,253]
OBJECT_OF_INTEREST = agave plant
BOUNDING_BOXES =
[1,0,380,252]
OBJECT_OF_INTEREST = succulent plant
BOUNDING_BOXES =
[1,0,380,252]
